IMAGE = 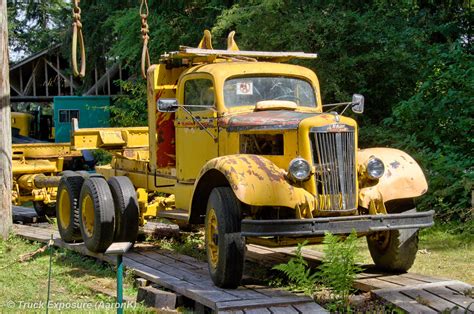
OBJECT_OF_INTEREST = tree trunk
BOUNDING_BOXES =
[0,0,12,239]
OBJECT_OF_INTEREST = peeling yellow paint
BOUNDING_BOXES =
[357,148,428,210]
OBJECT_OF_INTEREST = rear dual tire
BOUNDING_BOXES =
[108,176,139,243]
[56,172,84,242]
[79,177,116,252]
[56,171,139,252]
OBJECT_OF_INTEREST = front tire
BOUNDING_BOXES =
[367,228,419,272]
[79,177,115,252]
[205,187,245,288]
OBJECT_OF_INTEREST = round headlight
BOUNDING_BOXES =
[367,157,385,179]
[288,158,311,181]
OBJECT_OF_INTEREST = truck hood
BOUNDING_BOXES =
[220,110,318,132]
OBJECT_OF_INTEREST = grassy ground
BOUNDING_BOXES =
[0,235,151,313]
[310,222,474,284]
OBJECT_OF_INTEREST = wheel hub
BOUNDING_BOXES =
[370,230,390,251]
[206,208,219,269]
[58,189,71,228]
[81,195,95,238]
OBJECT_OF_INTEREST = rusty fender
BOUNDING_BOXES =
[358,148,428,209]
[195,154,314,209]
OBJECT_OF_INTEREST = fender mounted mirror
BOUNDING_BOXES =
[157,98,178,112]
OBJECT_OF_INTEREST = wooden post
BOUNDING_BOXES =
[0,0,12,239]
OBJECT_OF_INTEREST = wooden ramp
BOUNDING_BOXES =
[246,245,474,313]
[13,224,327,313]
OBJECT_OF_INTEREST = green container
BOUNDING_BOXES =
[53,96,110,143]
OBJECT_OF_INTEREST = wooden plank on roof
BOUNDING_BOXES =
[178,47,318,59]
[161,47,317,63]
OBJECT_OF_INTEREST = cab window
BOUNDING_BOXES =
[184,79,215,112]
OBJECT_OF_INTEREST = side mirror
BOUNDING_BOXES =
[351,94,364,114]
[157,98,178,112]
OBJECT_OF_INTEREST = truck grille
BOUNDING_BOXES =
[310,125,356,212]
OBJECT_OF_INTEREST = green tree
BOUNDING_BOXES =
[388,44,473,223]
[8,0,69,58]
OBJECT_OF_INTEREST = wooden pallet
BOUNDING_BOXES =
[12,224,327,313]
[246,244,474,313]
[372,281,474,313]
[246,244,448,291]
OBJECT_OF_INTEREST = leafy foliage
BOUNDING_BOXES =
[361,43,473,225]
[273,232,362,303]
[7,0,69,59]
[7,0,472,226]
[110,80,148,127]
[273,240,318,295]
[318,231,362,306]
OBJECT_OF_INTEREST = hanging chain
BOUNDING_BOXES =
[140,0,151,79]
[71,0,86,77]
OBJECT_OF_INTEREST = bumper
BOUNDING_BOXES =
[241,210,434,237]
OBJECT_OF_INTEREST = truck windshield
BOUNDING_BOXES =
[224,76,316,108]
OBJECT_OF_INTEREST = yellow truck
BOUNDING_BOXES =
[56,31,434,288]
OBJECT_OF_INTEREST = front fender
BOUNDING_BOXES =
[195,154,314,210]
[358,148,428,209]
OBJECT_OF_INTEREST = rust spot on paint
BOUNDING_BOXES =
[227,158,238,165]
[222,111,316,131]
[248,155,282,182]
[390,161,400,169]
[239,156,252,165]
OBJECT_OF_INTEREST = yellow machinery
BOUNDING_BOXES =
[12,143,81,216]
[56,31,434,288]
[11,110,81,215]
[11,112,33,137]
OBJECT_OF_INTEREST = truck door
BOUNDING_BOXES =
[176,75,218,182]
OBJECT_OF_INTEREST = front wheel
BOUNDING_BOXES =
[367,229,419,272]
[205,187,245,288]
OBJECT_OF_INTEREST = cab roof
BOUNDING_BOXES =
[181,61,320,86]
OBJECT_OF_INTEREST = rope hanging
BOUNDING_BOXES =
[140,0,151,79]
[71,0,86,78]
